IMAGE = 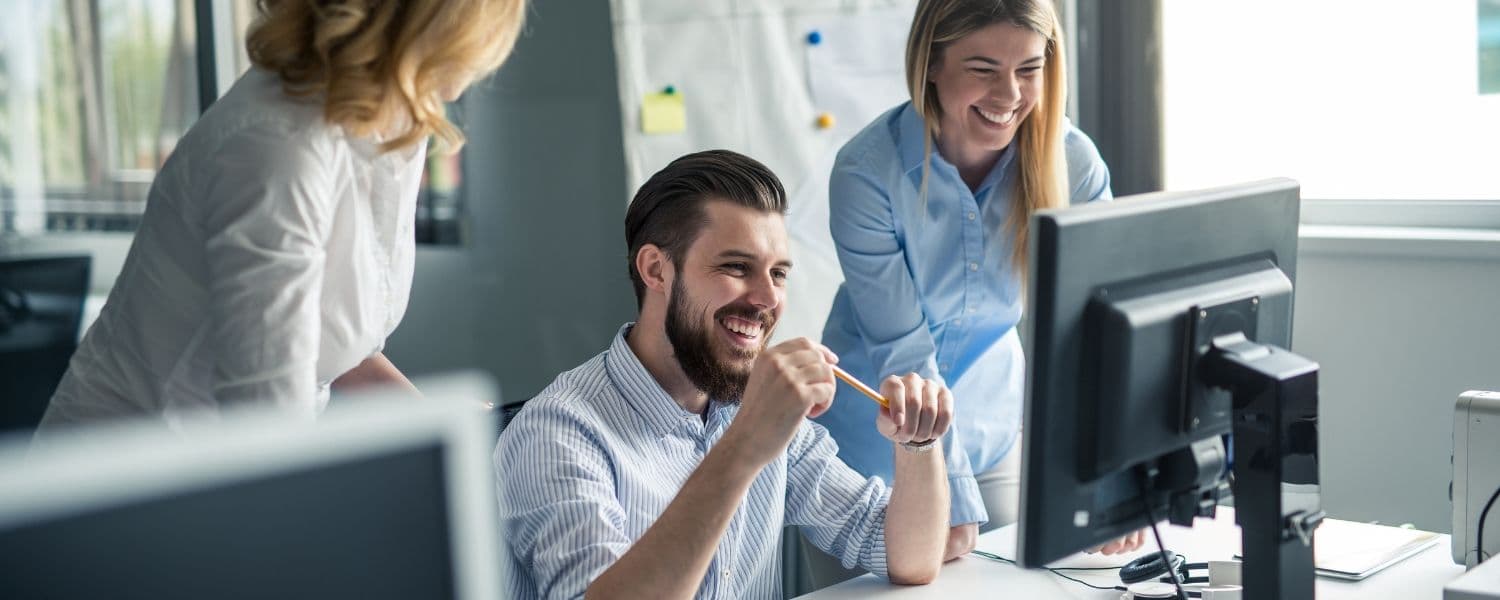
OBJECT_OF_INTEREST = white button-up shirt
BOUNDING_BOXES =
[40,68,424,430]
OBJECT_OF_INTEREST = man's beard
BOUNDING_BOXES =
[663,276,775,404]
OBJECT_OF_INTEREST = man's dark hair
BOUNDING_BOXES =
[624,149,787,308]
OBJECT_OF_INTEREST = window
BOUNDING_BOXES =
[2,0,467,244]
[414,112,467,246]
[1162,0,1500,202]
[1,0,195,233]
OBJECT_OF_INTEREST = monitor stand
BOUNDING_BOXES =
[1202,331,1324,600]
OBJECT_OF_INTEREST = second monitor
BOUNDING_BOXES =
[0,375,503,600]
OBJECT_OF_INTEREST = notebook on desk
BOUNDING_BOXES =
[1235,517,1441,581]
[1311,518,1441,581]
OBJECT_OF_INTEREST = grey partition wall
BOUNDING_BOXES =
[384,0,636,401]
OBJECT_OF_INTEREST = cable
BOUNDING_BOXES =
[1477,482,1500,561]
[967,551,1122,572]
[1053,565,1130,572]
[969,550,1127,592]
[1143,501,1189,600]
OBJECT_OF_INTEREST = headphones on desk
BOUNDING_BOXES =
[1119,550,1209,585]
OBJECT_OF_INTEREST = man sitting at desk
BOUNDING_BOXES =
[494,150,954,598]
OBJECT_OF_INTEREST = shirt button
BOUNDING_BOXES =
[967,211,976,221]
[968,307,978,314]
[954,319,962,326]
[940,363,951,371]
[969,262,979,271]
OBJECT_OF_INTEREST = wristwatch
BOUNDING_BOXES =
[899,438,938,453]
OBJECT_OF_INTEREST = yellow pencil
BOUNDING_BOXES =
[831,364,889,409]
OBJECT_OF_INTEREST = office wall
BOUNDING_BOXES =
[382,0,636,403]
[1294,232,1500,532]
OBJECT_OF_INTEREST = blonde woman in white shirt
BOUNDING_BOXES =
[38,0,525,430]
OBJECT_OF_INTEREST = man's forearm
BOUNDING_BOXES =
[884,442,950,584]
[586,441,759,600]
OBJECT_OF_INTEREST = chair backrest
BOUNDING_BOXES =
[0,255,90,433]
[497,398,528,436]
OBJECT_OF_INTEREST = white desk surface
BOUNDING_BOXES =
[798,512,1464,599]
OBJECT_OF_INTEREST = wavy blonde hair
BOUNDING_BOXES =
[906,0,1068,276]
[247,0,526,154]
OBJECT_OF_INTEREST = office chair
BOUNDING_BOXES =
[0,255,90,433]
[0,286,31,332]
[497,398,528,436]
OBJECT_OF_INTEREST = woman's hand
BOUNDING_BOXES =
[1088,528,1148,555]
[331,352,420,397]
[944,523,978,561]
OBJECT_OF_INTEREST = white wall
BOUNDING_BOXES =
[1294,229,1500,532]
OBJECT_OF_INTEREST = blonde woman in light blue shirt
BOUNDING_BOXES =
[816,0,1141,561]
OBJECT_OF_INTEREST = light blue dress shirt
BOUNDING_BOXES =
[495,325,893,599]
[817,102,1112,527]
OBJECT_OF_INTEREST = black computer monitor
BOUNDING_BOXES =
[1017,179,1322,599]
[0,376,503,600]
[0,255,90,433]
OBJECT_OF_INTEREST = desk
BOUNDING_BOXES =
[798,513,1464,599]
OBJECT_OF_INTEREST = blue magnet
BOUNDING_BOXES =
[807,30,822,45]
[663,85,676,95]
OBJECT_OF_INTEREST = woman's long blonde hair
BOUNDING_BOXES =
[905,0,1068,276]
[246,0,526,154]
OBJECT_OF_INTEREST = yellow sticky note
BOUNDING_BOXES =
[641,92,686,134]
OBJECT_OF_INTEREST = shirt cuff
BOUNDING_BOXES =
[948,473,988,527]
[861,505,891,579]
[915,357,947,389]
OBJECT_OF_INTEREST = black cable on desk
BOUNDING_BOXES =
[1477,483,1500,562]
[969,550,1127,592]
[1142,495,1188,600]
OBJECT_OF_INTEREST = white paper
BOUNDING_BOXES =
[800,9,913,137]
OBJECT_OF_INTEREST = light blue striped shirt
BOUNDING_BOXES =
[495,325,892,599]
[818,102,1111,527]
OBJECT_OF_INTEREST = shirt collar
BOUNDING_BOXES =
[604,323,699,439]
[893,101,1018,199]
[974,144,1017,199]
[894,101,929,176]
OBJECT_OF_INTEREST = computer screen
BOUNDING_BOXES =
[0,255,90,432]
[0,374,503,600]
[1017,179,1315,570]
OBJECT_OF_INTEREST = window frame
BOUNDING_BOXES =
[0,0,235,290]
[1064,0,1500,234]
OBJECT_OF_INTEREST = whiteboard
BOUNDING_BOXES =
[610,0,917,343]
